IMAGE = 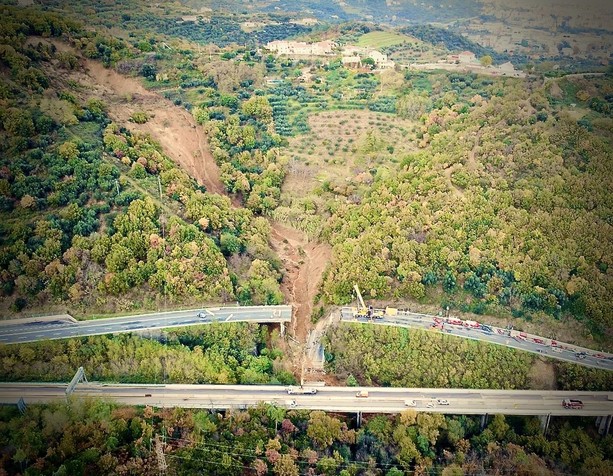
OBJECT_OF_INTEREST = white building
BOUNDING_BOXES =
[265,40,336,56]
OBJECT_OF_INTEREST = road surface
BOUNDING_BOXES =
[0,382,611,416]
[340,308,613,371]
[0,306,292,345]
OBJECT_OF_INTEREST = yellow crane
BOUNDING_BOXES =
[352,284,368,318]
[352,284,397,319]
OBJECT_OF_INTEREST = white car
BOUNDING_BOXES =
[197,312,206,318]
[404,399,417,407]
[436,399,450,405]
[286,400,297,407]
[426,401,435,408]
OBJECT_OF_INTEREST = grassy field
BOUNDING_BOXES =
[357,31,412,48]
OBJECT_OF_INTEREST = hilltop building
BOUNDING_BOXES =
[265,40,336,56]
[340,46,395,69]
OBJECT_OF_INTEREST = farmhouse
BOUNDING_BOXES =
[458,50,477,64]
[367,50,395,69]
[266,40,336,56]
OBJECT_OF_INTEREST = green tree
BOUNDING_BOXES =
[480,55,493,67]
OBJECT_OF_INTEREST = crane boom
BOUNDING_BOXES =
[353,284,366,311]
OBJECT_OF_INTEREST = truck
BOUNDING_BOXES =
[464,320,480,328]
[356,390,369,398]
[385,307,398,317]
[562,399,584,409]
[286,387,317,395]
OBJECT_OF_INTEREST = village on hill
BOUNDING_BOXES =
[264,39,525,77]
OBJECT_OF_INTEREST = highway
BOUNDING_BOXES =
[340,308,613,371]
[0,306,292,345]
[0,383,611,416]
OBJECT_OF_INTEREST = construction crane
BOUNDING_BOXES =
[353,284,369,318]
[353,284,397,319]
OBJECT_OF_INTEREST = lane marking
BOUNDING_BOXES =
[225,314,234,322]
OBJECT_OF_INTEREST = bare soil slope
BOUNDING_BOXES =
[269,223,331,341]
[83,61,226,196]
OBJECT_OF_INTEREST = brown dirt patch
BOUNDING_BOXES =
[84,61,226,196]
[269,222,331,342]
[39,38,225,196]
[528,359,557,390]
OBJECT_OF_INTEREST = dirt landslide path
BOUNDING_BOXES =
[49,39,331,345]
[269,223,331,342]
[83,60,227,196]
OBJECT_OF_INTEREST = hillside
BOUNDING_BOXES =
[1,2,613,476]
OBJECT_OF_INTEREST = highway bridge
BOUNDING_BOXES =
[0,382,612,418]
[340,307,613,371]
[0,306,292,345]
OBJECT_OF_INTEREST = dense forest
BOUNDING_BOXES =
[324,324,613,391]
[1,398,612,475]
[0,323,294,385]
[0,7,285,314]
[318,75,613,340]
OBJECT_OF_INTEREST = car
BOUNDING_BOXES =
[197,312,206,318]
[404,399,416,407]
[286,400,297,407]
[436,399,450,405]
[356,390,369,398]
[426,401,435,408]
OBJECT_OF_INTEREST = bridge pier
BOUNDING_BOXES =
[597,415,612,435]
[280,322,285,337]
[356,411,362,428]
[540,414,551,434]
[480,414,488,429]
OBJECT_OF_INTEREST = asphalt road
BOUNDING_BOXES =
[340,308,613,371]
[1,383,611,416]
[0,306,292,345]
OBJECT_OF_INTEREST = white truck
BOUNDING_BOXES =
[286,386,317,395]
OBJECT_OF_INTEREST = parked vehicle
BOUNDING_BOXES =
[464,320,480,328]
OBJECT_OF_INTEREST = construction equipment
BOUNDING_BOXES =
[353,284,369,318]
[384,307,398,316]
[352,284,386,319]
